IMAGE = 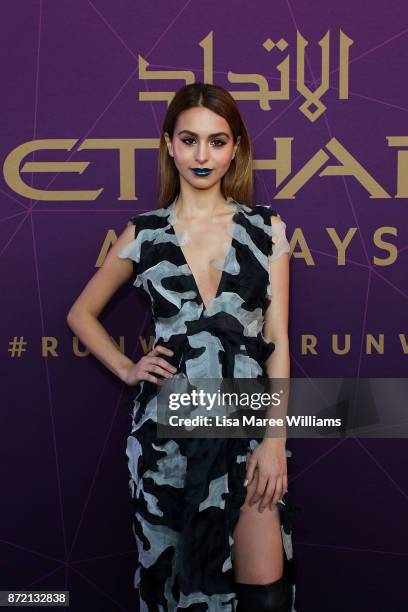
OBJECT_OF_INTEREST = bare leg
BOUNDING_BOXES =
[233,452,284,584]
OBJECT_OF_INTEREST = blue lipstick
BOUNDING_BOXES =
[191,168,212,177]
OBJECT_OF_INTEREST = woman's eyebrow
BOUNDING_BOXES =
[177,130,230,138]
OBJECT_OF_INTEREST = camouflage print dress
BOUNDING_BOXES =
[118,196,298,611]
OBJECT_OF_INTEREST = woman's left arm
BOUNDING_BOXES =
[245,214,290,512]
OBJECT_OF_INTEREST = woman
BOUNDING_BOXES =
[67,83,297,611]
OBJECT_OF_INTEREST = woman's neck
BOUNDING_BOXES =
[175,189,231,221]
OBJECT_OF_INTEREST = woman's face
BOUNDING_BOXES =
[164,106,240,192]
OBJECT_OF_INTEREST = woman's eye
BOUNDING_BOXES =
[181,138,226,146]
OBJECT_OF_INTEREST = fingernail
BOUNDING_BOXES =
[243,479,248,487]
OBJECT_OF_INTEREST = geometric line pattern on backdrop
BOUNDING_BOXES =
[1,0,408,607]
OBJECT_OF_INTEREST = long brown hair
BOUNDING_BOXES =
[157,83,253,208]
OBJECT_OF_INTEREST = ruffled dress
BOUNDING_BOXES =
[118,196,298,611]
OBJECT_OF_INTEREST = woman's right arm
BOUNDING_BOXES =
[66,223,138,383]
[67,223,177,386]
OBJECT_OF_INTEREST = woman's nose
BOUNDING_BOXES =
[195,142,209,164]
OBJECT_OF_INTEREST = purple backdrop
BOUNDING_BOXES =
[1,1,407,610]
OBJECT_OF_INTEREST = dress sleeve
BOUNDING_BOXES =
[117,216,142,287]
[269,214,290,262]
[266,212,290,301]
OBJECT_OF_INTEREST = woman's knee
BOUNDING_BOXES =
[233,498,284,584]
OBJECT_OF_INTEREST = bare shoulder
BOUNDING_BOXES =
[270,212,283,225]
[97,222,136,276]
[110,222,136,255]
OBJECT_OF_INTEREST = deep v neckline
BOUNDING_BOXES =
[167,196,240,312]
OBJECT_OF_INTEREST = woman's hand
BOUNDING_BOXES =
[244,439,288,512]
[122,345,177,386]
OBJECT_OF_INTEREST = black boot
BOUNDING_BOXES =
[234,575,293,612]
